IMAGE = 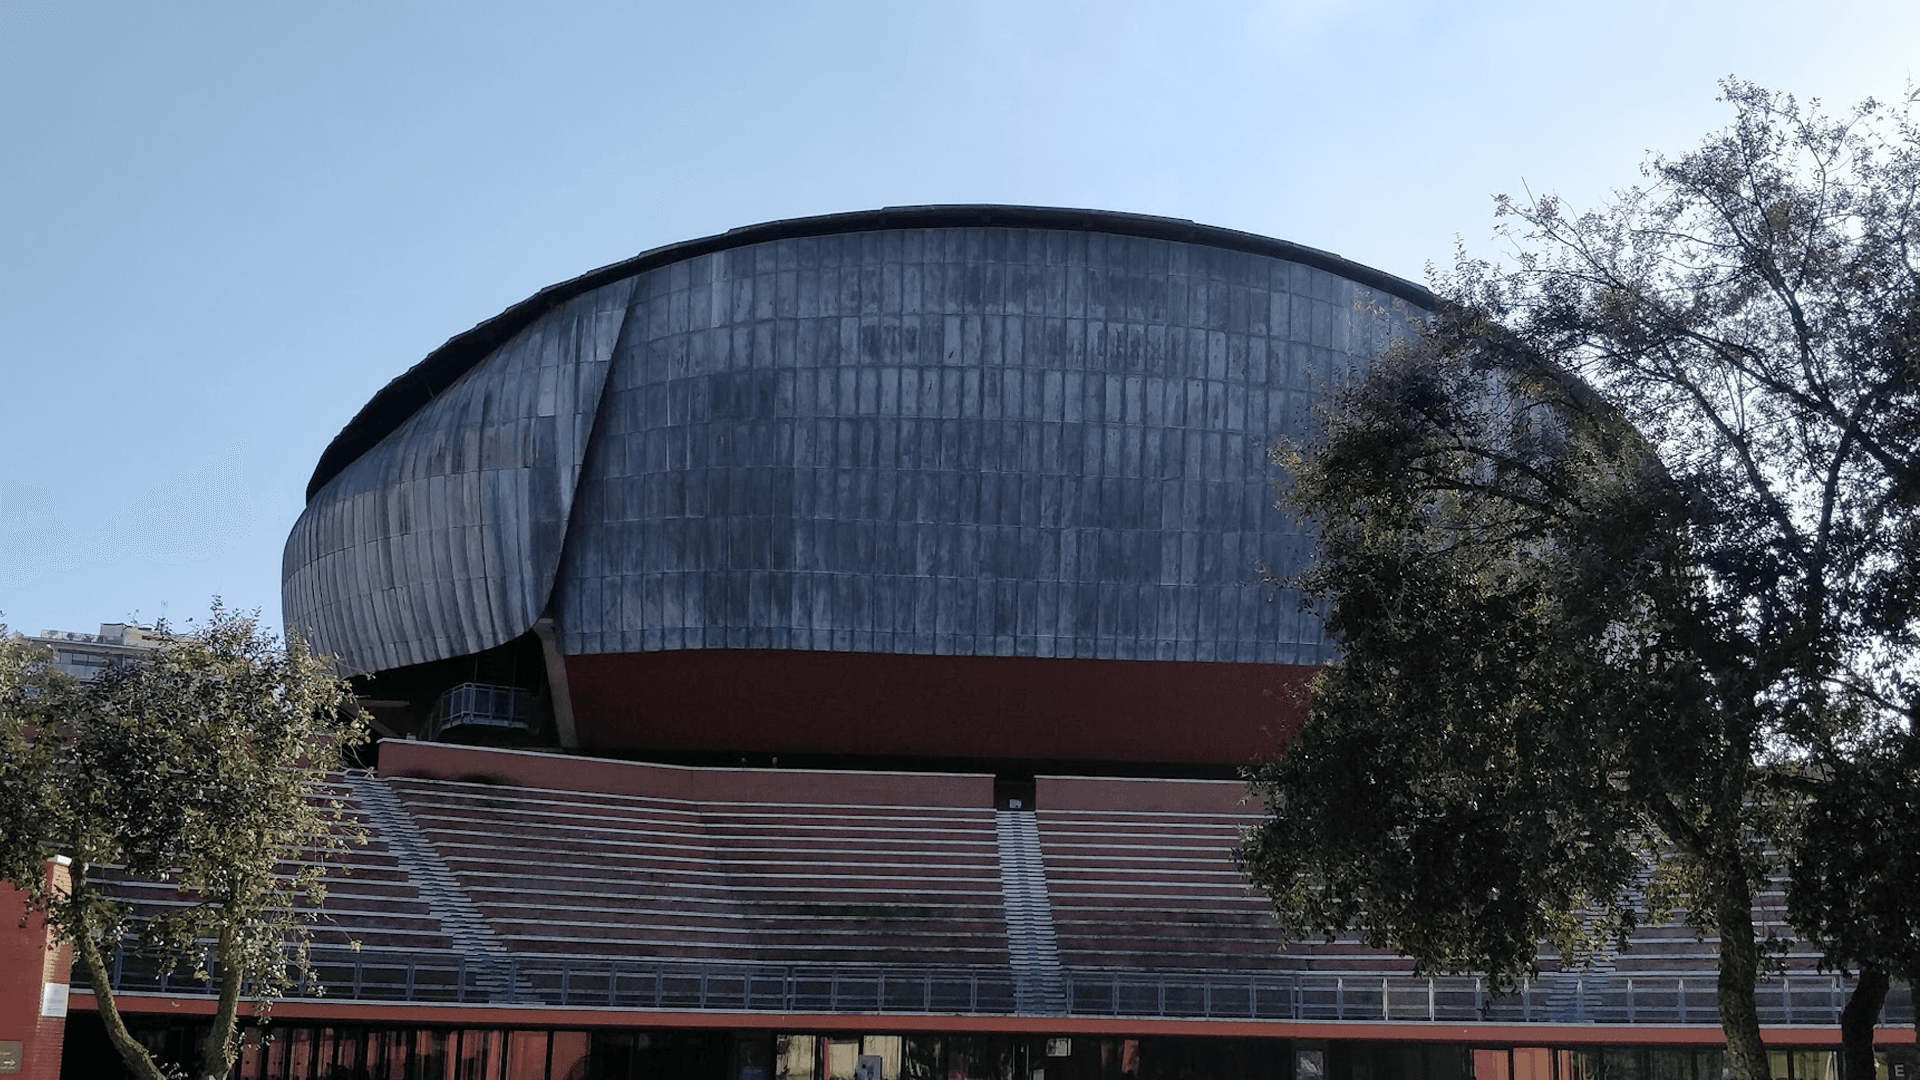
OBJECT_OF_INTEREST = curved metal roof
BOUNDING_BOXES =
[307,205,1432,501]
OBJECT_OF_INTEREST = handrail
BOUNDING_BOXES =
[77,946,1915,1026]
[423,682,534,742]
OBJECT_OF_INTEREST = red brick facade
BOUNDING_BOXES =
[0,862,71,1080]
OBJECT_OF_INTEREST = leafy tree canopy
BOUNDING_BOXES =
[1242,81,1920,1080]
[0,604,368,1080]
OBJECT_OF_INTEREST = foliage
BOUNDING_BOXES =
[0,604,368,1080]
[1243,80,1920,1080]
[1241,331,1693,981]
[1786,743,1920,1065]
[1789,746,1920,980]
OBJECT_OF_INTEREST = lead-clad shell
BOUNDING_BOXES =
[284,208,1427,676]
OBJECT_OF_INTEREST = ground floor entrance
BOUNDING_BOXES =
[62,1014,1917,1080]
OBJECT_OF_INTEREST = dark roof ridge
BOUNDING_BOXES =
[307,204,1434,501]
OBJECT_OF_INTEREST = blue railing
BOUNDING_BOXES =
[1060,969,1915,1026]
[83,947,1914,1026]
[88,948,1018,1015]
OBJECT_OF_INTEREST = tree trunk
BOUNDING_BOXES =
[71,914,170,1080]
[197,925,244,1080]
[1714,880,1772,1080]
[1838,967,1888,1080]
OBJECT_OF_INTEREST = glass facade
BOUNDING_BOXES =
[64,1016,1912,1080]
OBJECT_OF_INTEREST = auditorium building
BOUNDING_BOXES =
[21,207,1917,1078]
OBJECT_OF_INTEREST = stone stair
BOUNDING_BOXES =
[996,809,1066,1015]
[341,771,522,1001]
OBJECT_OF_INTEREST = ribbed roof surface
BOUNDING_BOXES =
[284,207,1430,682]
[308,206,1431,501]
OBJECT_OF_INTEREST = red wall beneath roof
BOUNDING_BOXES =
[560,650,1315,766]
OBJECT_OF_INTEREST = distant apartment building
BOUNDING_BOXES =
[22,622,175,681]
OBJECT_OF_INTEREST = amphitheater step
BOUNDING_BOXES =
[996,809,1066,1015]
[342,771,522,1002]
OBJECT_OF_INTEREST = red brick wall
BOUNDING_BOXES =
[1038,774,1265,814]
[0,862,72,1080]
[378,739,995,807]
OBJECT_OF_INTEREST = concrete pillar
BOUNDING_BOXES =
[0,860,72,1080]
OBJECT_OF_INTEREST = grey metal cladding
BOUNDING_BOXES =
[551,227,1420,665]
[282,279,634,673]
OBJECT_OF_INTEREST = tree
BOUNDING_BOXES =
[0,605,368,1080]
[1787,743,1920,1073]
[1242,80,1920,1080]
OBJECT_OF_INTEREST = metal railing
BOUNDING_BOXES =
[82,948,1018,1015]
[80,947,1914,1026]
[423,682,532,742]
[1061,970,1915,1026]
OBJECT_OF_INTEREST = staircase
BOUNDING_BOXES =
[996,809,1066,1015]
[341,771,522,1001]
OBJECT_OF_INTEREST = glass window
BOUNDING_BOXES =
[334,1028,365,1076]
[1355,1043,1427,1080]
[588,1032,637,1080]
[1648,1050,1690,1080]
[288,1028,314,1080]
[506,1031,549,1080]
[1511,1048,1553,1080]
[417,1029,453,1080]
[1563,1050,1602,1080]
[826,1037,861,1080]
[860,1035,903,1080]
[1604,1048,1648,1080]
[262,1028,289,1080]
[463,1030,506,1080]
[776,1035,817,1080]
[902,1036,941,1080]
[236,1028,265,1080]
[730,1031,774,1080]
[1426,1045,1471,1080]
[549,1032,589,1080]
[946,1036,1015,1080]
[1793,1051,1838,1080]
[371,1030,412,1080]
[317,1029,337,1076]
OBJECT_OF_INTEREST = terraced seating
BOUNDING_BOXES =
[384,773,1010,969]
[1035,776,1848,990]
[1039,804,1285,971]
[92,774,456,963]
[1584,863,1823,979]
[82,744,1906,1026]
[1033,776,1412,976]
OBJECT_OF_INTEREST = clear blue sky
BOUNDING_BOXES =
[2,0,1913,639]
